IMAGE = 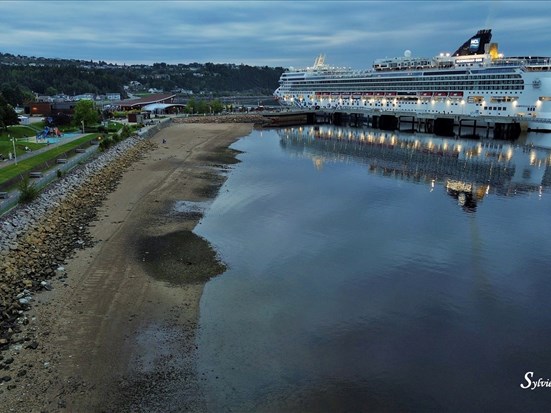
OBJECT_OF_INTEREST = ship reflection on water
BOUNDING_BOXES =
[278,125,551,212]
[197,126,551,412]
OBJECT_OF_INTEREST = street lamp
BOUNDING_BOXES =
[10,134,17,165]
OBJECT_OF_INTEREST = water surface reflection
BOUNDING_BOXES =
[196,126,551,412]
[279,125,551,212]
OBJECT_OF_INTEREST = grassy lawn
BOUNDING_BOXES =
[0,120,119,159]
[0,140,44,159]
[0,123,47,158]
[8,124,44,135]
[0,133,101,183]
[106,121,124,132]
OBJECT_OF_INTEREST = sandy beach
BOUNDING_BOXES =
[0,122,252,412]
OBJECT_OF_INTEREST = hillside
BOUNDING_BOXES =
[0,52,285,103]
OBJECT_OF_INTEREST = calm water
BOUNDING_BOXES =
[195,125,551,412]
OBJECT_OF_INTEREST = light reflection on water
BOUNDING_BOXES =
[195,126,551,412]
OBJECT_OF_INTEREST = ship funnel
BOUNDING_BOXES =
[452,29,492,56]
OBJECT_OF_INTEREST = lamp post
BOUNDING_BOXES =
[10,134,17,165]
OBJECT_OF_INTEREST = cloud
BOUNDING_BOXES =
[1,1,551,67]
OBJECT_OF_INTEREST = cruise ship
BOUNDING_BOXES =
[274,30,551,134]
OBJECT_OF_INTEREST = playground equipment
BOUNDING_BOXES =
[36,127,62,140]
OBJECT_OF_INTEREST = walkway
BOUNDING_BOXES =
[0,133,94,215]
[0,133,87,170]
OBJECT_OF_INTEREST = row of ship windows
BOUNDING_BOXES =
[286,76,522,84]
[302,99,534,112]
[346,101,467,106]
[288,86,524,92]
[287,84,524,92]
[289,86,524,92]
[332,101,504,106]
[288,80,524,87]
[301,100,537,114]
[293,95,519,104]
[298,74,522,82]
[482,106,535,111]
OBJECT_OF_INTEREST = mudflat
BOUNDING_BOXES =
[1,122,252,412]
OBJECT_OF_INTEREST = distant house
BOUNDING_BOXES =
[74,93,94,101]
[107,93,121,101]
[53,101,77,115]
[127,81,143,91]
[127,112,150,123]
[53,95,69,103]
[172,88,193,95]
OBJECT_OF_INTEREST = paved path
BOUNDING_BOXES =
[0,133,87,170]
[0,134,96,215]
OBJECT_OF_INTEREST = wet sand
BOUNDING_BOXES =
[1,122,252,412]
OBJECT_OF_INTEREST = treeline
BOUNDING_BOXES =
[0,53,285,105]
[1,65,129,100]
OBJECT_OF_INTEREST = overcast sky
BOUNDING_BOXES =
[2,1,551,69]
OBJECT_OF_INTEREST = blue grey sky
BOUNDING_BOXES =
[1,1,551,69]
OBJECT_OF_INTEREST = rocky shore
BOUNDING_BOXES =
[173,112,271,125]
[0,135,157,372]
[0,116,261,352]
[0,121,254,411]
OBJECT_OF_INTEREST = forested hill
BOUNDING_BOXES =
[0,52,286,101]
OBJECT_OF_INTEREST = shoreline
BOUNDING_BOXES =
[0,122,253,411]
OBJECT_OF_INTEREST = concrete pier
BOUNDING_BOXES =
[269,109,527,140]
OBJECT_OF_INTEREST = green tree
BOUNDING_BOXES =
[0,93,19,131]
[18,176,39,204]
[210,99,224,114]
[119,124,132,139]
[1,83,25,106]
[186,97,197,114]
[196,99,209,114]
[45,86,58,96]
[72,100,99,130]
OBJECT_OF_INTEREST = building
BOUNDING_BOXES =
[74,93,94,101]
[117,93,176,111]
[141,103,186,115]
[26,102,53,116]
[25,101,79,117]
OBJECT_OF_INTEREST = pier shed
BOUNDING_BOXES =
[118,93,176,111]
[141,103,186,115]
